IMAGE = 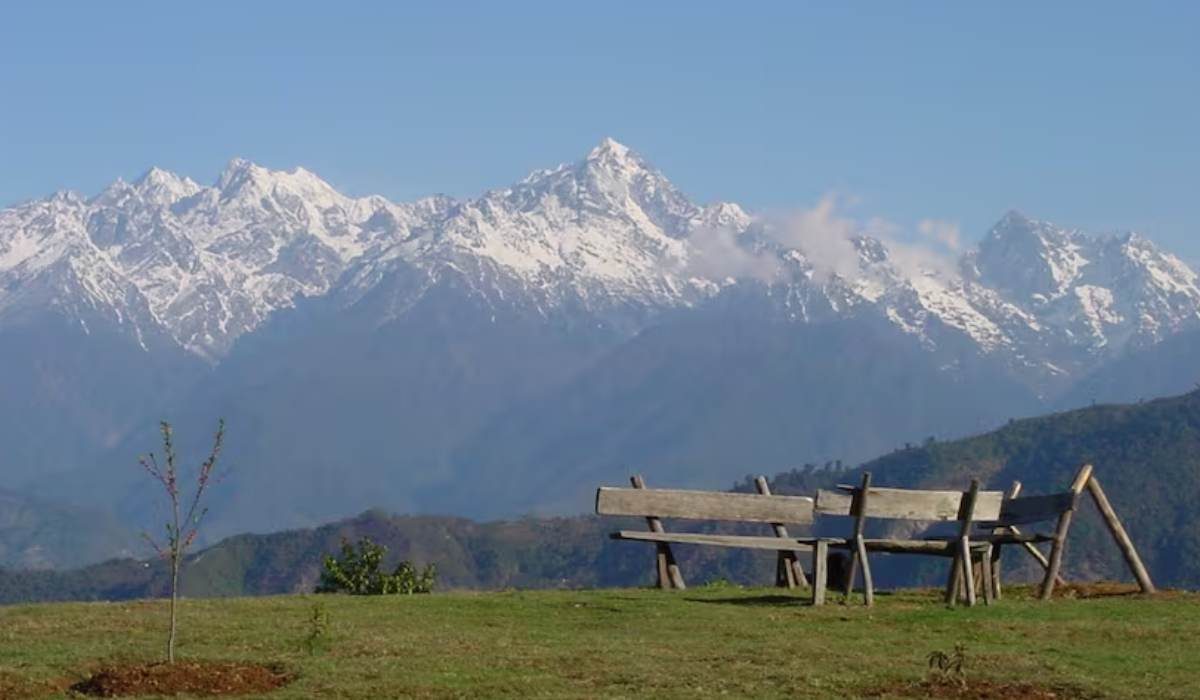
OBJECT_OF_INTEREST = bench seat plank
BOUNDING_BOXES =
[925,532,1055,545]
[828,538,992,555]
[612,530,830,552]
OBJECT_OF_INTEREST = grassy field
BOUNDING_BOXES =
[0,584,1196,699]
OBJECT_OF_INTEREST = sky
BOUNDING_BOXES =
[1,1,1197,260]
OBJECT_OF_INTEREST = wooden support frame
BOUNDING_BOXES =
[812,540,829,606]
[985,480,1067,594]
[1087,476,1156,594]
[1038,465,1093,600]
[754,476,810,589]
[843,472,875,606]
[631,475,686,590]
[978,464,1154,601]
[944,479,981,607]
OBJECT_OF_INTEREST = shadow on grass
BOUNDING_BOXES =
[683,594,813,607]
[684,590,897,607]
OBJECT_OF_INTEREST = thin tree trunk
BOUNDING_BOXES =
[168,556,179,663]
[168,481,181,664]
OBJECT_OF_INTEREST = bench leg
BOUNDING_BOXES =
[776,552,797,589]
[959,537,977,607]
[981,545,994,606]
[843,547,859,603]
[783,551,809,589]
[855,536,874,607]
[655,544,671,589]
[654,543,686,590]
[812,541,828,606]
[945,551,962,606]
[991,544,1003,601]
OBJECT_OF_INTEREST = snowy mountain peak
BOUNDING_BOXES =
[1,143,1198,384]
[586,137,637,165]
[972,211,1086,298]
[132,167,200,205]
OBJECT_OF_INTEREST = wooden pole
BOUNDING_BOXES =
[844,472,874,606]
[1039,464,1093,600]
[988,481,1024,602]
[1086,476,1156,594]
[957,480,981,607]
[812,540,828,606]
[755,476,809,589]
[980,544,994,606]
[632,475,686,590]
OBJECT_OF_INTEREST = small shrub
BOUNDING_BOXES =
[316,537,436,595]
[302,601,331,656]
[926,643,968,689]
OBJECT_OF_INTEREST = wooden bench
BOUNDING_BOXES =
[596,475,834,605]
[816,473,1005,607]
[954,463,1144,603]
[598,464,1156,609]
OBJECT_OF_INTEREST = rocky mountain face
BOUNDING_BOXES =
[2,138,1199,552]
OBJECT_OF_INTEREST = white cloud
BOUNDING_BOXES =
[685,194,961,284]
[685,222,780,283]
[917,219,962,252]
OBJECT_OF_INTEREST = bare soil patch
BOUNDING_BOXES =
[70,661,292,697]
[0,671,64,699]
[1051,581,1145,599]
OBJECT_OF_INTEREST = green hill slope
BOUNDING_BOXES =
[830,389,1200,587]
[4,390,1199,603]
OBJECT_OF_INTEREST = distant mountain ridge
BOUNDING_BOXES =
[3,139,1200,547]
[3,139,1196,375]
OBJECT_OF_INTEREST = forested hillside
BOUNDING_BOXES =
[3,389,1198,604]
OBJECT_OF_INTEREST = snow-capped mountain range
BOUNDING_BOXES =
[7,137,1200,548]
[3,137,1196,382]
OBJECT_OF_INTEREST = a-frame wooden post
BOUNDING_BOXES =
[945,479,981,607]
[754,476,810,589]
[843,471,875,606]
[1086,476,1156,594]
[631,475,685,590]
[1039,464,1094,600]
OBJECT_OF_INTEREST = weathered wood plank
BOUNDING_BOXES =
[987,492,1077,526]
[596,486,815,524]
[816,487,1003,521]
[612,530,822,552]
[1086,476,1156,594]
[828,538,990,554]
[927,531,1054,544]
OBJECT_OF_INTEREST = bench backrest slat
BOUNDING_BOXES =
[815,486,1003,521]
[984,491,1077,527]
[595,487,815,524]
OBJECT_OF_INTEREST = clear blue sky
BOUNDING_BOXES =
[2,2,1197,258]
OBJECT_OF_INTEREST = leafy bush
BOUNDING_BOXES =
[316,537,436,595]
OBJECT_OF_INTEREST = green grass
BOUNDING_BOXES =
[1,585,1196,698]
